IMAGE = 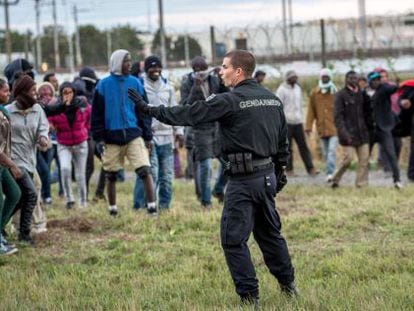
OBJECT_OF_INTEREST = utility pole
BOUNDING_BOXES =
[73,5,83,67]
[281,0,289,54]
[52,0,60,70]
[288,0,294,53]
[358,0,367,52]
[320,19,326,67]
[67,33,75,73]
[210,25,216,65]
[184,33,190,67]
[0,0,20,63]
[158,0,167,68]
[34,0,42,71]
[106,30,112,66]
[147,0,152,33]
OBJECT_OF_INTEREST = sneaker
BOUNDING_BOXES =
[18,234,35,245]
[280,282,299,297]
[325,174,333,183]
[66,201,75,209]
[147,206,157,216]
[394,181,403,190]
[0,235,15,248]
[331,182,339,189]
[108,206,118,217]
[92,194,106,203]
[44,197,52,205]
[0,243,18,255]
[240,295,260,308]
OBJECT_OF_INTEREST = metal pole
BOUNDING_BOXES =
[158,0,167,68]
[73,5,82,67]
[24,30,30,60]
[288,0,294,53]
[281,0,289,54]
[184,33,190,67]
[210,25,216,65]
[52,0,60,70]
[35,0,42,71]
[358,0,367,52]
[67,33,75,73]
[3,1,11,62]
[106,30,112,67]
[320,19,326,67]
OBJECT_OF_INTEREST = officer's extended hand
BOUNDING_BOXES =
[275,166,288,194]
[128,88,148,113]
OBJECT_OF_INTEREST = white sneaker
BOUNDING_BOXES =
[394,181,403,189]
[325,175,333,183]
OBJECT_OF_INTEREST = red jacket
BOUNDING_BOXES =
[48,99,91,146]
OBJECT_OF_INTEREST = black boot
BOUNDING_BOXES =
[280,282,299,297]
[240,295,260,309]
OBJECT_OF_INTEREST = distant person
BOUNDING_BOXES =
[305,68,338,181]
[179,56,220,208]
[43,72,59,93]
[6,75,49,245]
[91,49,155,216]
[133,56,184,210]
[367,71,401,188]
[0,78,21,255]
[4,58,35,89]
[48,82,91,208]
[254,70,266,85]
[331,71,373,188]
[276,70,319,176]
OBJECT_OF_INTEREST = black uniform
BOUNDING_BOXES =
[147,78,295,299]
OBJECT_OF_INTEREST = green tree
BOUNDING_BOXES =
[170,35,203,61]
[41,25,69,68]
[78,25,107,66]
[110,24,144,61]
[0,31,27,53]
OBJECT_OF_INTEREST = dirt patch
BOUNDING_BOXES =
[47,216,99,233]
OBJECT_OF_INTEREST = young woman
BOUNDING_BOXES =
[0,78,21,255]
[48,82,91,209]
[6,74,49,245]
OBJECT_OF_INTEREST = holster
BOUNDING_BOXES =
[226,153,272,176]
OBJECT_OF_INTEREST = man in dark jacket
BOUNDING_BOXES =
[367,71,402,188]
[331,70,373,188]
[180,56,220,208]
[129,49,297,306]
[91,49,155,216]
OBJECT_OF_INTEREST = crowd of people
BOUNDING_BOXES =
[0,50,414,259]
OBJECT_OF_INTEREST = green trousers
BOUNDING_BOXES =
[0,166,21,231]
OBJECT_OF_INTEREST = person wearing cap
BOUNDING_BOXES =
[179,56,220,209]
[4,58,35,89]
[331,70,373,188]
[133,56,184,210]
[276,70,319,176]
[6,75,49,244]
[305,68,338,181]
[367,71,402,188]
[91,49,156,216]
[254,70,266,85]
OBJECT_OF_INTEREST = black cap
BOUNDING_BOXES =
[144,56,162,72]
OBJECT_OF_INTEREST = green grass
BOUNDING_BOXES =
[0,178,413,310]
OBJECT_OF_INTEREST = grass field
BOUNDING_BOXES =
[0,175,413,310]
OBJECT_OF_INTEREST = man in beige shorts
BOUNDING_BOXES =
[91,49,156,216]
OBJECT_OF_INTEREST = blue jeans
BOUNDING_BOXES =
[36,148,54,200]
[198,158,212,205]
[320,136,338,175]
[213,158,228,195]
[134,143,174,209]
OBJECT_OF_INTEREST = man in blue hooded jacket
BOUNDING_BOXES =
[91,49,156,216]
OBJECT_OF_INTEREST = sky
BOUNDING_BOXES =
[3,0,414,35]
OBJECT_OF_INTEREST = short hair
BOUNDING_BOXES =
[254,70,266,78]
[224,50,256,77]
[0,78,7,88]
[345,70,357,79]
[43,72,55,82]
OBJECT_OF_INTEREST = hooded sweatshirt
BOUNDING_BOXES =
[276,82,303,124]
[91,49,152,145]
[144,75,183,145]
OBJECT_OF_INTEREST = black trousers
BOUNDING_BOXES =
[287,123,314,173]
[12,168,37,237]
[409,123,414,181]
[376,128,401,182]
[220,172,295,299]
[85,138,95,197]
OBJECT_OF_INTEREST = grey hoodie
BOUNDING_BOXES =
[110,49,129,75]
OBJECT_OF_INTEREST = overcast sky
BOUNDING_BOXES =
[4,0,414,34]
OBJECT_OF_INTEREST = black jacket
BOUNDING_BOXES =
[149,79,289,167]
[371,83,398,131]
[334,87,373,146]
